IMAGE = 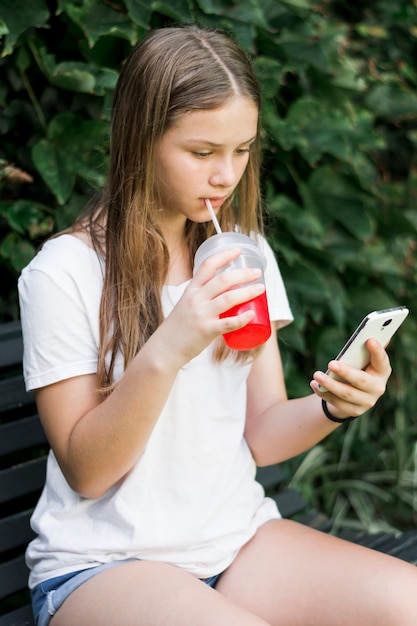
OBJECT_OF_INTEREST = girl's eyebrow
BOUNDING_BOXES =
[183,136,257,147]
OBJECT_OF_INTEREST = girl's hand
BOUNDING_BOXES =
[310,338,392,419]
[159,247,265,366]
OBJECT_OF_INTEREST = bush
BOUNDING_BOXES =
[1,0,417,531]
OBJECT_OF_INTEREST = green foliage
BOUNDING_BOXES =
[1,0,417,531]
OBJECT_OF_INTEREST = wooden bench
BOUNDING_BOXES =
[1,320,416,626]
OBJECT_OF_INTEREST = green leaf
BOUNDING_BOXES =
[0,18,9,36]
[195,0,269,34]
[361,240,406,277]
[320,274,347,327]
[63,0,138,47]
[221,0,269,29]
[275,0,309,8]
[32,139,76,205]
[257,0,291,22]
[194,0,228,14]
[0,199,52,235]
[355,24,389,39]
[268,194,325,248]
[39,48,119,95]
[54,193,89,231]
[278,26,337,73]
[150,0,194,22]
[282,259,332,303]
[314,325,346,372]
[278,322,307,355]
[15,46,31,71]
[306,166,374,240]
[50,64,96,93]
[273,97,363,164]
[329,57,366,92]
[222,20,257,51]
[32,112,109,204]
[255,56,286,99]
[0,232,36,270]
[366,84,417,120]
[335,480,393,503]
[0,0,49,56]
[320,229,364,269]
[124,0,153,28]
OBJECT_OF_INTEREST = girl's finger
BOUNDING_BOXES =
[365,338,392,376]
[192,247,242,285]
[214,281,266,318]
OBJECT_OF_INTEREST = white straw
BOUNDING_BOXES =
[205,198,222,235]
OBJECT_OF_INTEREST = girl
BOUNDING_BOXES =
[18,24,417,626]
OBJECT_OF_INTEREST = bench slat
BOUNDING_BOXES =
[0,321,23,371]
[0,510,35,553]
[0,457,47,504]
[255,464,284,489]
[0,376,34,414]
[0,556,29,600]
[272,488,308,519]
[0,415,47,456]
[0,604,33,626]
[340,529,417,564]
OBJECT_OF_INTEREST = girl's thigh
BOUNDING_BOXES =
[216,518,417,626]
[50,559,269,626]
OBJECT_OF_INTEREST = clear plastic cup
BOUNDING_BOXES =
[193,232,271,350]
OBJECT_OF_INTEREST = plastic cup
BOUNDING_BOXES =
[193,232,271,350]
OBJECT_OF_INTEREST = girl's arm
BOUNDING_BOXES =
[35,332,184,499]
[244,324,391,466]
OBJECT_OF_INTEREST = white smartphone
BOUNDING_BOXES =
[318,306,409,392]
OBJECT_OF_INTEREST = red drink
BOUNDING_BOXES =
[220,291,271,350]
[194,232,271,350]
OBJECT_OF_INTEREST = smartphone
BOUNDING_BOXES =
[318,306,409,392]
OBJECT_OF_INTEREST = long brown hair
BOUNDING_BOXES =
[72,24,264,393]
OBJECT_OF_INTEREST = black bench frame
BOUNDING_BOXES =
[1,320,416,626]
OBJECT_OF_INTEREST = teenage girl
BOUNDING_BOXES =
[19,24,417,626]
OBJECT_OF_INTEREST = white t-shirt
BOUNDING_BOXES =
[18,234,293,589]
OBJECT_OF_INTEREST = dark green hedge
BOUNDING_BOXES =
[1,0,417,531]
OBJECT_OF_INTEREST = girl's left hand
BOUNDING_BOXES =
[310,338,392,419]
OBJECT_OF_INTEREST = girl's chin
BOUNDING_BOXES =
[186,211,215,224]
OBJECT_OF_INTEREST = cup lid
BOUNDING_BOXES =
[194,232,264,273]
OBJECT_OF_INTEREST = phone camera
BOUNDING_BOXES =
[383,319,392,327]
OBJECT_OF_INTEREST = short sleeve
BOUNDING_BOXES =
[18,236,103,391]
[259,236,293,329]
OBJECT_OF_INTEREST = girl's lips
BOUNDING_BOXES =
[204,197,226,209]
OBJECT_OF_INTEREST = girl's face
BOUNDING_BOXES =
[155,96,258,228]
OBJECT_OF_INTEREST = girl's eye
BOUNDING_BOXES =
[192,146,251,158]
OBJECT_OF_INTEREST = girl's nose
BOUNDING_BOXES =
[208,157,238,188]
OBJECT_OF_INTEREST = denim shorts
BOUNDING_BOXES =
[31,560,222,626]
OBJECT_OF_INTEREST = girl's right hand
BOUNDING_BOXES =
[160,247,265,365]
